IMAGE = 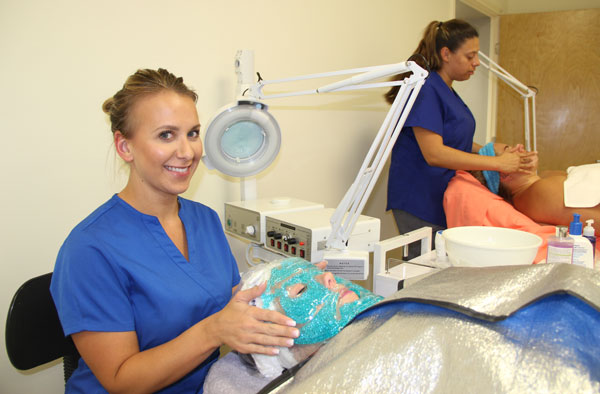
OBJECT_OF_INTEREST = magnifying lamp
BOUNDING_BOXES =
[202,100,281,178]
[204,50,428,253]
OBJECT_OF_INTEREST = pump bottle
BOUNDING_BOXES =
[568,213,594,269]
[546,226,573,264]
[583,219,596,265]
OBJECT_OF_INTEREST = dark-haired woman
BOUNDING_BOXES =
[385,19,535,258]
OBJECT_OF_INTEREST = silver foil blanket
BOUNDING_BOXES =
[277,264,600,393]
[387,263,600,321]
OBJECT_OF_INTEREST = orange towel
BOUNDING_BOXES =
[444,171,556,263]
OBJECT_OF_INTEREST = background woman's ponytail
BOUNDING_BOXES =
[385,19,478,104]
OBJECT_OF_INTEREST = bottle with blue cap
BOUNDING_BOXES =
[568,213,594,269]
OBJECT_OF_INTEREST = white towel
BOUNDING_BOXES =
[563,163,600,208]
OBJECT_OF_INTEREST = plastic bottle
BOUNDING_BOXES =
[568,214,594,269]
[583,219,596,265]
[546,226,573,264]
[435,230,448,265]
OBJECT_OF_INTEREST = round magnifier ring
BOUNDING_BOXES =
[203,101,281,177]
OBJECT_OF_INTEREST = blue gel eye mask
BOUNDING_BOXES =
[260,258,382,344]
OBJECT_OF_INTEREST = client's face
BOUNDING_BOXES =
[287,271,359,305]
[259,258,382,345]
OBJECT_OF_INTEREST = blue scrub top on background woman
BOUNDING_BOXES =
[387,71,475,228]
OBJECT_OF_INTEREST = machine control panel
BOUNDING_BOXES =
[265,208,380,263]
[225,204,261,242]
[264,218,313,260]
[224,198,324,244]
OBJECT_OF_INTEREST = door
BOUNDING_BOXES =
[496,9,600,172]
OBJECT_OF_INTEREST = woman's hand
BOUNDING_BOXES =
[496,147,537,174]
[494,149,521,173]
[503,144,538,174]
[519,150,538,173]
[209,283,299,355]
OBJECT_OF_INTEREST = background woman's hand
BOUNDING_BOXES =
[519,150,538,173]
[495,150,522,173]
[497,145,538,174]
[509,144,538,173]
[210,283,299,355]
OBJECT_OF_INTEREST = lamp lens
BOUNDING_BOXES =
[221,121,265,160]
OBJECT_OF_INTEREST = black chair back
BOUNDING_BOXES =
[5,272,80,383]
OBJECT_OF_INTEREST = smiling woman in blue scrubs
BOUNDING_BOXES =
[385,19,537,258]
[50,69,299,393]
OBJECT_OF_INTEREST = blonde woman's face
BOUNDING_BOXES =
[122,91,202,198]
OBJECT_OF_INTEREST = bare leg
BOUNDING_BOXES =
[512,174,600,235]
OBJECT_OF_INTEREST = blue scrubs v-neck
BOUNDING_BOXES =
[51,194,240,393]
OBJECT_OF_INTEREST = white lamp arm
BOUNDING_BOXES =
[326,73,426,250]
[248,63,417,100]
[479,51,535,98]
[243,61,428,251]
[478,51,537,151]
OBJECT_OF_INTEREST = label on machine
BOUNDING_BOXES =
[323,250,371,280]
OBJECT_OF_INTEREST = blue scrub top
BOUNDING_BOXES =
[387,71,475,227]
[51,194,240,393]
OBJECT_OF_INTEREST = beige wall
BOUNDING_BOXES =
[504,0,600,14]
[460,0,600,15]
[0,0,453,392]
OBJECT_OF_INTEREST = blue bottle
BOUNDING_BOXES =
[569,213,583,235]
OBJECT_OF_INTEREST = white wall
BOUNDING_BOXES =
[0,0,453,392]
[454,2,492,146]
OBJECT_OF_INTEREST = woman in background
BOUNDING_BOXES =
[385,19,536,258]
[51,68,299,393]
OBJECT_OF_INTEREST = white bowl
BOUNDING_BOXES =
[442,226,542,267]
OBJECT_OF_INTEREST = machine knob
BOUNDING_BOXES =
[272,233,282,239]
[267,230,276,237]
[245,225,256,236]
[287,238,297,245]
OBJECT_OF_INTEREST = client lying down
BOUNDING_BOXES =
[475,142,599,235]
[203,258,382,392]
[206,259,600,393]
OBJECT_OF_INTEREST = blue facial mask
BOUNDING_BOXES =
[259,258,382,344]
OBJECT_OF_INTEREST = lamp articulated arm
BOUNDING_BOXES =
[478,51,537,152]
[244,61,428,252]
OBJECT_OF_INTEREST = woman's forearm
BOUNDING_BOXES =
[74,284,298,394]
[425,143,501,170]
[413,127,529,173]
[73,318,222,394]
[116,319,221,393]
[414,127,501,171]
